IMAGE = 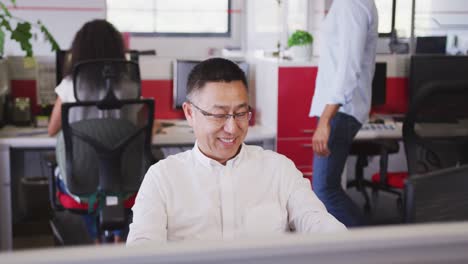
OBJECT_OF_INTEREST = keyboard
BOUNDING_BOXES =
[355,122,402,141]
[360,123,396,131]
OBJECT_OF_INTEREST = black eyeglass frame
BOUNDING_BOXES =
[188,100,252,122]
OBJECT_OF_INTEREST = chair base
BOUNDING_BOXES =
[347,140,401,214]
[347,179,374,213]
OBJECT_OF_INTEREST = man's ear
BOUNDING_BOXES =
[182,102,194,126]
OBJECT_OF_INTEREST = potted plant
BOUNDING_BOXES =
[0,0,59,127]
[0,0,59,58]
[288,30,313,61]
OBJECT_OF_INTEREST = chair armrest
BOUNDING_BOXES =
[45,155,65,211]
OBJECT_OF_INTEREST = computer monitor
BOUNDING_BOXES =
[409,55,468,103]
[372,62,387,106]
[172,59,249,109]
[415,36,447,54]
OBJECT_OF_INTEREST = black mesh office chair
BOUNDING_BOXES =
[400,80,468,222]
[48,59,155,244]
[348,80,468,215]
[403,80,468,176]
[404,164,468,223]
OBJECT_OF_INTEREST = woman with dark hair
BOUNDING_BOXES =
[47,19,126,244]
[48,19,125,136]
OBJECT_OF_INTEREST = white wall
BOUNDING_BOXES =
[245,0,325,57]
[309,0,326,56]
[245,0,284,55]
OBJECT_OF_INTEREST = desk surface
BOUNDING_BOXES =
[355,118,468,141]
[0,120,406,148]
[0,120,276,148]
[4,117,462,147]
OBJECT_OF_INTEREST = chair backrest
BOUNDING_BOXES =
[58,59,154,198]
[403,80,468,175]
[404,164,468,223]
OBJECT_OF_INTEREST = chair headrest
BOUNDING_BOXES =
[72,59,141,107]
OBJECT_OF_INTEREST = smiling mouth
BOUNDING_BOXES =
[219,138,235,143]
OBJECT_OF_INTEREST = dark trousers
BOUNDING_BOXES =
[312,112,365,227]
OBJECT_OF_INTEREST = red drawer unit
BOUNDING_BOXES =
[277,139,314,168]
[277,66,318,173]
[298,167,313,184]
[277,67,318,138]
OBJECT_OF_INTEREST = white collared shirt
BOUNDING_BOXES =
[127,143,346,245]
[309,0,378,124]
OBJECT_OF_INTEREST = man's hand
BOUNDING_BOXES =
[312,120,331,156]
[312,104,340,157]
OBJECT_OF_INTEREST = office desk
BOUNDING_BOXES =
[3,222,468,264]
[0,122,275,251]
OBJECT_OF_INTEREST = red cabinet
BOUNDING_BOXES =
[277,67,318,180]
[277,139,313,167]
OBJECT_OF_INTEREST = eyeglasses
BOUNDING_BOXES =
[189,101,252,125]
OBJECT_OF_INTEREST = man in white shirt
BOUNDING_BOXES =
[309,0,378,227]
[127,58,345,245]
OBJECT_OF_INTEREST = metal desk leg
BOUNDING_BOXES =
[0,145,12,251]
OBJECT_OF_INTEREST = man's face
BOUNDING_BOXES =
[183,81,250,165]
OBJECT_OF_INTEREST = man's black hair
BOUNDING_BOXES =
[186,58,248,100]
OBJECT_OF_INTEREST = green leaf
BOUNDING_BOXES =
[0,2,12,17]
[11,21,33,57]
[38,21,60,52]
[0,2,58,57]
[0,15,13,31]
[288,30,313,47]
[0,28,4,56]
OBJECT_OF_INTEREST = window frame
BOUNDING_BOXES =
[378,0,396,37]
[106,0,232,38]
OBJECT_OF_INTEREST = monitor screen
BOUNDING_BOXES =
[415,36,447,54]
[409,55,468,103]
[372,62,387,106]
[172,60,249,109]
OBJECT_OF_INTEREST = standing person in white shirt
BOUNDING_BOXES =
[127,58,345,245]
[309,0,378,227]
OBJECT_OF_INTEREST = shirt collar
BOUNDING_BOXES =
[193,141,246,169]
